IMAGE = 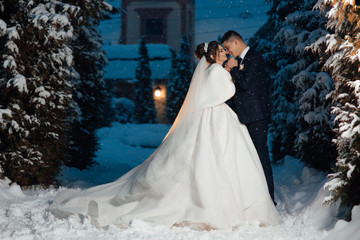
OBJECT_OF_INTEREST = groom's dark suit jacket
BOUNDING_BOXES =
[227,47,275,203]
[227,47,270,124]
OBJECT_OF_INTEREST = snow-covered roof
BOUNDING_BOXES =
[104,58,172,80]
[103,44,172,80]
[103,44,172,59]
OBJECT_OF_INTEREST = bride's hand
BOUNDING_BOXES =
[226,58,238,69]
[224,65,232,72]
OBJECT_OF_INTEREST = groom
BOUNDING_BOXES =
[221,30,275,204]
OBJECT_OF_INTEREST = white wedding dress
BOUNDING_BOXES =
[51,57,278,229]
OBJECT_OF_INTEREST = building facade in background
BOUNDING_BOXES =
[120,0,195,53]
[105,0,194,123]
[104,44,172,124]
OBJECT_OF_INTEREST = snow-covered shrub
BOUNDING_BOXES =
[113,98,135,123]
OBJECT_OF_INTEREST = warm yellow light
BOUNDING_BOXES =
[154,89,161,98]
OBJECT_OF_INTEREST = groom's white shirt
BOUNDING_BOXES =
[240,46,250,60]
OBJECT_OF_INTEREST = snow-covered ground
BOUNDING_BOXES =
[1,123,359,240]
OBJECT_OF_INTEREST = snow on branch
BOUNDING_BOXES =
[347,80,360,107]
[5,41,19,54]
[0,109,12,121]
[62,3,81,16]
[102,1,113,11]
[31,4,74,42]
[0,19,6,37]
[6,74,28,93]
[7,27,20,40]
[3,56,17,70]
[51,46,73,67]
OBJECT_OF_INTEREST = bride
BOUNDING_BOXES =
[51,41,278,230]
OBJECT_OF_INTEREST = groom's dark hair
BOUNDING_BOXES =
[221,31,243,43]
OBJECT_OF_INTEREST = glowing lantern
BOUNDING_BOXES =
[154,87,162,98]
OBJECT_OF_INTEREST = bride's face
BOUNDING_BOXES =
[216,45,227,64]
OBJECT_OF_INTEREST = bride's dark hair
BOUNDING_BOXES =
[194,41,220,64]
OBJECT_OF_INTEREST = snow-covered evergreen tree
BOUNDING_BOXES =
[268,67,297,162]
[313,0,360,209]
[165,48,177,122]
[166,35,192,123]
[251,0,306,71]
[294,69,336,171]
[166,48,178,123]
[266,0,305,28]
[66,0,114,169]
[252,0,337,168]
[280,0,336,171]
[134,36,156,123]
[0,0,77,185]
[250,0,308,162]
[256,0,309,162]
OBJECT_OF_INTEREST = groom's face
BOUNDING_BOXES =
[223,39,240,58]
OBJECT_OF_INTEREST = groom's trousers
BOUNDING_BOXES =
[246,120,275,204]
